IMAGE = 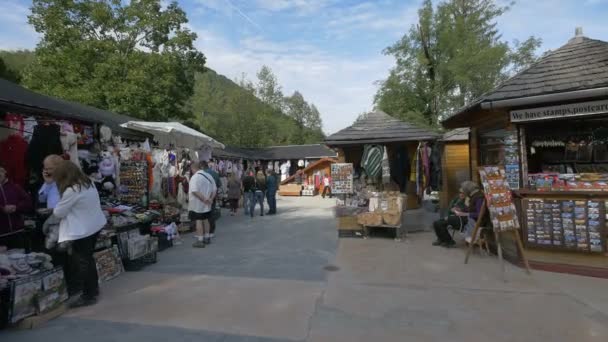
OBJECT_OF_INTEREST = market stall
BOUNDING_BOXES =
[0,79,176,326]
[325,110,439,238]
[442,29,608,277]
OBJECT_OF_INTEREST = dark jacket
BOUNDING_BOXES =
[243,175,255,192]
[468,191,489,226]
[448,196,467,217]
[266,174,278,193]
[0,181,32,235]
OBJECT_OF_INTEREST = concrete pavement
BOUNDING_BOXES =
[2,196,608,341]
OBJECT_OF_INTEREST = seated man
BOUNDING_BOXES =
[432,189,468,247]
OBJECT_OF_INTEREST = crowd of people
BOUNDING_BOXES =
[186,163,280,249]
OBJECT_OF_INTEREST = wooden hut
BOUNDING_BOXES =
[325,110,439,209]
[442,30,608,277]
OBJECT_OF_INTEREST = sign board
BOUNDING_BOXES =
[510,99,608,122]
[478,166,520,232]
[331,163,354,194]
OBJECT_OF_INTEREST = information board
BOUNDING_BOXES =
[331,163,354,194]
[478,166,520,232]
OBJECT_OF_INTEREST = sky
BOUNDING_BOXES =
[0,0,607,134]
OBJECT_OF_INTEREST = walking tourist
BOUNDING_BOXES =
[227,172,242,216]
[321,174,332,198]
[432,189,468,247]
[251,170,266,217]
[189,161,217,248]
[202,162,220,239]
[242,170,255,216]
[266,169,278,215]
[52,160,106,308]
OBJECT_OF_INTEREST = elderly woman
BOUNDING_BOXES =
[459,181,487,243]
[432,189,468,247]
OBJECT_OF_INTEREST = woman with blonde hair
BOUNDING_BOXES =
[52,160,107,308]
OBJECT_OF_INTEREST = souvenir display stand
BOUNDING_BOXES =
[465,166,531,280]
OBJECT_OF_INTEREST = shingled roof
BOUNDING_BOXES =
[486,36,608,101]
[325,110,439,146]
[212,144,336,160]
[442,128,470,142]
[443,34,608,127]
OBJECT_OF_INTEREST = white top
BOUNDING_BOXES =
[324,177,330,186]
[188,171,217,214]
[54,185,107,243]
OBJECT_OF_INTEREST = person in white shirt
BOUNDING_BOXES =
[52,160,107,308]
[189,161,217,248]
[322,175,332,199]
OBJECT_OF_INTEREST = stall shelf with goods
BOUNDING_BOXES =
[325,110,440,211]
[280,158,337,196]
[442,29,608,277]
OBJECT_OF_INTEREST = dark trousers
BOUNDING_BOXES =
[322,186,331,198]
[71,231,100,299]
[250,191,265,217]
[229,198,239,211]
[210,199,217,234]
[266,191,277,213]
[433,216,467,244]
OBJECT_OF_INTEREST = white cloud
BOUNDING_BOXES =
[193,28,393,134]
[254,0,332,13]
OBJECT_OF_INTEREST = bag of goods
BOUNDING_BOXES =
[383,210,401,226]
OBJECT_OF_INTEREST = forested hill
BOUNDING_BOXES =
[0,50,324,147]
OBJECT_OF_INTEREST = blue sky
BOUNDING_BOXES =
[1,0,608,134]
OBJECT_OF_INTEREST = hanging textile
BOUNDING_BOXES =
[416,143,423,198]
[381,146,391,184]
[390,147,409,193]
[361,144,383,180]
[429,142,442,191]
[0,134,29,186]
[61,132,81,168]
[26,124,64,177]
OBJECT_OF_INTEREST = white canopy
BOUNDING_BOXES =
[121,121,225,149]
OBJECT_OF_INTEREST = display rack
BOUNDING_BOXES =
[118,161,149,206]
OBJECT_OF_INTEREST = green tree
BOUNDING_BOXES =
[24,0,205,120]
[375,0,541,125]
[0,57,20,83]
[256,65,284,111]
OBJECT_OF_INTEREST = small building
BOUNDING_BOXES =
[442,29,608,277]
[325,110,439,209]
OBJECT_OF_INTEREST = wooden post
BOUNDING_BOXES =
[464,201,487,264]
[513,229,532,275]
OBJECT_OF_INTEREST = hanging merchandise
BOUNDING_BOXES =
[73,124,94,145]
[22,116,37,142]
[361,144,383,181]
[4,113,24,136]
[99,125,112,143]
[26,123,64,178]
[61,132,81,168]
[0,134,29,186]
[416,143,423,197]
[119,160,149,205]
[381,147,391,184]
[429,142,442,191]
[298,159,305,167]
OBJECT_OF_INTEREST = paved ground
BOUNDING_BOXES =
[2,196,608,341]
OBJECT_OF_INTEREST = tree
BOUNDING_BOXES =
[375,0,541,126]
[284,91,309,144]
[0,57,20,83]
[24,0,205,120]
[256,65,284,111]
